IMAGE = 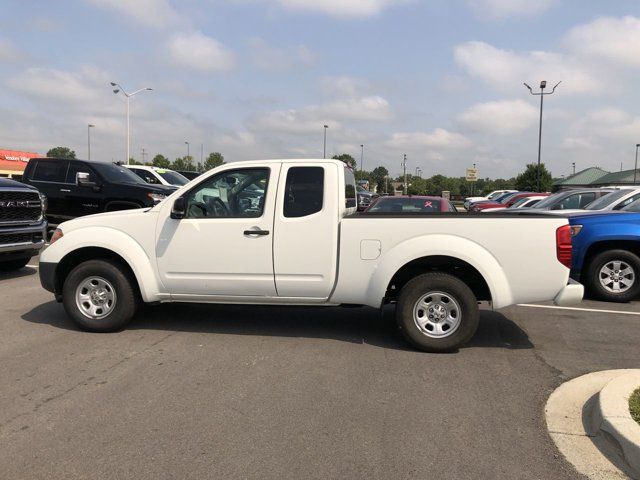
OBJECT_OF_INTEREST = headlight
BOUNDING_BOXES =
[39,192,48,214]
[570,225,583,237]
[50,228,63,244]
[147,192,166,203]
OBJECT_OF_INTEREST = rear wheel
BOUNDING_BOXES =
[396,273,479,352]
[62,259,138,331]
[584,249,640,302]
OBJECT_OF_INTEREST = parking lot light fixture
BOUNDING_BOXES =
[185,141,190,159]
[524,80,561,192]
[635,144,640,184]
[110,82,153,165]
[323,125,329,159]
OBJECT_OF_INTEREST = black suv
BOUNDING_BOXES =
[0,177,47,271]
[22,158,176,224]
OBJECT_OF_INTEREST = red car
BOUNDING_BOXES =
[470,192,547,211]
[364,195,457,213]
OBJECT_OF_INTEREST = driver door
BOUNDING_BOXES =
[155,165,279,297]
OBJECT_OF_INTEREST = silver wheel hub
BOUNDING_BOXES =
[75,276,117,320]
[599,260,635,294]
[413,291,462,338]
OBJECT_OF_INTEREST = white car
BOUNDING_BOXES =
[549,187,640,214]
[38,159,582,353]
[464,190,516,210]
[482,196,548,212]
[125,165,190,187]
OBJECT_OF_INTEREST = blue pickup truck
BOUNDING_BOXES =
[568,210,640,302]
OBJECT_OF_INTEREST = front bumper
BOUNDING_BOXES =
[0,221,47,257]
[553,279,584,306]
[39,261,57,294]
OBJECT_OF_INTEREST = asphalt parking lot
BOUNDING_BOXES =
[1,264,639,480]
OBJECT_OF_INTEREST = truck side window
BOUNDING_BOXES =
[32,160,68,183]
[185,168,269,219]
[344,168,356,208]
[283,167,324,218]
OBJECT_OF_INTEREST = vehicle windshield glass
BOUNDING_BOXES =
[490,193,510,203]
[357,185,367,192]
[533,192,568,209]
[93,163,148,185]
[156,169,189,186]
[585,189,631,210]
[368,197,442,212]
[510,197,530,208]
[499,193,520,204]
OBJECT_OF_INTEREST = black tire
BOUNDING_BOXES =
[62,259,139,332]
[396,273,479,353]
[584,249,640,303]
[0,256,31,272]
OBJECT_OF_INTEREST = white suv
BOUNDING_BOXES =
[125,165,190,187]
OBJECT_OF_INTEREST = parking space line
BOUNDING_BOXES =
[27,264,39,268]
[517,304,640,316]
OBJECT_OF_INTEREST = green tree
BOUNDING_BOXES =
[332,153,356,170]
[203,152,225,171]
[46,146,76,159]
[515,163,553,192]
[128,157,143,165]
[152,154,171,168]
[171,156,195,171]
[370,166,389,192]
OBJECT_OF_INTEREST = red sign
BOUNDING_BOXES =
[0,149,41,172]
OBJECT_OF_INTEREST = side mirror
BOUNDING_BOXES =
[171,196,186,219]
[76,172,96,187]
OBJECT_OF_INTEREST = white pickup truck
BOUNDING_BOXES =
[39,159,583,352]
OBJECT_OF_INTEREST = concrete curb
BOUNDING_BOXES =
[597,370,640,474]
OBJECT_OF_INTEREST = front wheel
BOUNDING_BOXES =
[62,259,139,332]
[584,249,640,302]
[396,273,479,353]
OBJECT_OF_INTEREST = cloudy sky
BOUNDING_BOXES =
[1,0,639,179]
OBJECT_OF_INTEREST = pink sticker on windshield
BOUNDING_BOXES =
[424,201,433,208]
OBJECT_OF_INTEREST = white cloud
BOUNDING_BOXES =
[167,32,235,72]
[386,128,471,149]
[458,99,538,134]
[564,16,640,68]
[6,66,106,103]
[84,0,184,27]
[467,0,554,20]
[319,76,372,97]
[250,0,408,17]
[454,41,600,94]
[248,38,315,71]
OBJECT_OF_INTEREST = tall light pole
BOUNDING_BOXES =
[323,125,329,159]
[185,141,190,159]
[360,144,364,173]
[110,82,153,165]
[572,162,576,175]
[87,124,94,160]
[635,144,640,184]
[524,80,561,192]
[402,154,408,195]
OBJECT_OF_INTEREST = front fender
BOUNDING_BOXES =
[365,234,513,309]
[40,227,163,302]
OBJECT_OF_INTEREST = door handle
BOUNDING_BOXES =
[244,229,270,236]
[60,189,71,192]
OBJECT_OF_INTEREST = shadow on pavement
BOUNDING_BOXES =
[0,266,37,281]
[22,301,533,352]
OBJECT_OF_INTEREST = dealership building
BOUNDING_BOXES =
[0,149,41,179]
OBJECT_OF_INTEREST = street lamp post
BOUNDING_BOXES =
[185,141,190,159]
[635,144,640,184]
[524,80,561,192]
[110,82,153,165]
[402,154,408,195]
[323,125,329,159]
[572,162,576,175]
[360,144,364,173]
[87,124,94,160]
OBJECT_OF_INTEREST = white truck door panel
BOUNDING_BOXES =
[155,164,280,296]
[273,163,339,297]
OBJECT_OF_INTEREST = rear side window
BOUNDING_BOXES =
[283,167,324,218]
[32,160,68,182]
[344,167,356,208]
[130,168,160,184]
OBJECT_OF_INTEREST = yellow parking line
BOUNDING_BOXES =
[517,304,640,316]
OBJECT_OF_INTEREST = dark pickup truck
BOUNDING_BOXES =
[22,158,176,224]
[0,177,47,271]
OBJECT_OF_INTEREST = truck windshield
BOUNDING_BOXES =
[585,189,631,210]
[93,163,148,185]
[156,169,189,186]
